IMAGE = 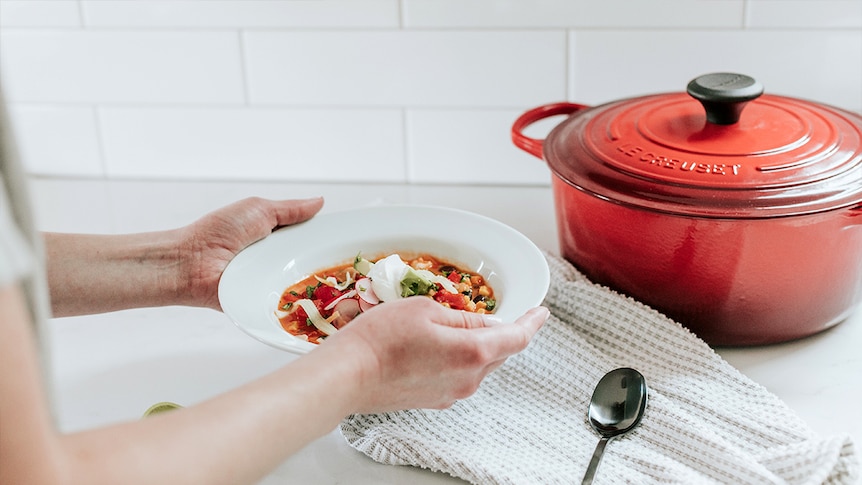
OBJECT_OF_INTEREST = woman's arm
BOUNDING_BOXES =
[45,197,324,317]
[11,194,547,483]
[44,230,185,316]
[1,284,548,485]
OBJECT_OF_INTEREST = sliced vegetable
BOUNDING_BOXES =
[323,289,357,311]
[333,298,361,325]
[358,297,377,312]
[292,299,340,336]
[315,272,355,291]
[354,253,373,276]
[355,277,379,304]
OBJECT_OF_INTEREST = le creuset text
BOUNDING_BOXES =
[616,143,743,176]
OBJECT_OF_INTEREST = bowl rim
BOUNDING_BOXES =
[218,204,550,354]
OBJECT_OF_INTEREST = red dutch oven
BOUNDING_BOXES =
[512,73,862,346]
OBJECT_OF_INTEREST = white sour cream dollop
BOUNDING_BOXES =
[366,254,409,302]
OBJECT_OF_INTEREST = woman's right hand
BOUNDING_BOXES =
[321,297,549,414]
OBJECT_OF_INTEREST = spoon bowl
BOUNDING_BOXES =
[581,367,648,484]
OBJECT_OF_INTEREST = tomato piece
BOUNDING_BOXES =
[295,305,309,320]
[313,285,342,307]
[447,271,461,283]
[434,290,467,310]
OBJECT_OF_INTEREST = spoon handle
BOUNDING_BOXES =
[581,436,611,485]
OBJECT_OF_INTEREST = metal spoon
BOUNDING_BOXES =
[581,367,648,485]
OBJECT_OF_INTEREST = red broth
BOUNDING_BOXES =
[277,254,495,344]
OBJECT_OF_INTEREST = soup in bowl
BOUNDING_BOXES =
[218,205,549,354]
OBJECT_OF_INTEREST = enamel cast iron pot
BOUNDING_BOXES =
[512,73,862,346]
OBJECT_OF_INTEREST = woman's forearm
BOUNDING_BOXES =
[44,231,188,317]
[59,344,360,485]
[2,282,361,485]
[43,197,327,317]
[4,270,546,484]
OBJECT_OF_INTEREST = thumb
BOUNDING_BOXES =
[444,308,505,329]
[271,197,325,227]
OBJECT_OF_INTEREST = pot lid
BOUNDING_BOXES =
[544,73,862,218]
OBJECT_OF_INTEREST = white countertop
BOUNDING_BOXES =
[31,178,862,484]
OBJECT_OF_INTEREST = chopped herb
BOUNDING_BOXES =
[306,285,316,299]
[484,299,496,311]
[281,302,293,311]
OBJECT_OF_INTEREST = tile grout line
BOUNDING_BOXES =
[91,106,108,180]
[89,106,120,233]
[237,29,251,106]
[74,0,85,27]
[402,108,413,184]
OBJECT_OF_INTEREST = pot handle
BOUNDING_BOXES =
[511,102,590,159]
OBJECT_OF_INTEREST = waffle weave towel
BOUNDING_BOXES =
[340,253,860,484]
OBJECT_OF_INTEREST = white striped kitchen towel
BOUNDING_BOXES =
[340,253,859,484]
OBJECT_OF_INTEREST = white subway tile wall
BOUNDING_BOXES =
[99,107,406,181]
[2,31,245,103]
[8,104,102,175]
[1,0,860,183]
[402,0,747,28]
[243,30,567,107]
[0,0,81,28]
[570,30,862,108]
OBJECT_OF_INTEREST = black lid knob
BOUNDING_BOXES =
[686,73,764,125]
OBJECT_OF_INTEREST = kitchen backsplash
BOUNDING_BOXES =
[1,0,860,185]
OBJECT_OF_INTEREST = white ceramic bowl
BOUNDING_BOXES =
[218,204,550,354]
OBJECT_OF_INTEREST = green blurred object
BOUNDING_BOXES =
[142,401,182,417]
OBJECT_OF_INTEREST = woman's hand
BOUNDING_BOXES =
[316,297,549,413]
[177,197,324,310]
[45,197,323,317]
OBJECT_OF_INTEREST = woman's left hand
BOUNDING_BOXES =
[177,197,324,310]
